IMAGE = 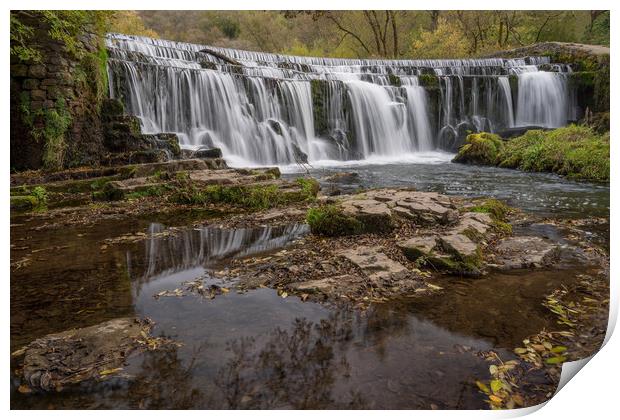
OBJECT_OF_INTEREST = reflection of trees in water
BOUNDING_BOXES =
[121,345,207,409]
[215,311,366,409]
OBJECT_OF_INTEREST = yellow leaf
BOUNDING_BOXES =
[99,367,123,376]
[489,395,503,404]
[490,379,503,394]
[476,381,490,394]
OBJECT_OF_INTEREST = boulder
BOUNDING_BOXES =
[193,147,223,159]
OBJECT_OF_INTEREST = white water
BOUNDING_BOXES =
[106,33,576,166]
[516,72,568,127]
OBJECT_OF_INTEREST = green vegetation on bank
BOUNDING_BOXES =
[453,126,610,182]
[170,178,319,210]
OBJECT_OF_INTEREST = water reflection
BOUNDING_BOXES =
[135,223,309,279]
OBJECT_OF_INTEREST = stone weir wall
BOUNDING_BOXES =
[10,13,186,171]
[10,12,106,171]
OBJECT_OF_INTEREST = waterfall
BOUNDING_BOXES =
[515,72,568,128]
[106,33,576,164]
[498,77,515,128]
[402,77,433,151]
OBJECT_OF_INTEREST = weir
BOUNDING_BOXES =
[106,33,577,166]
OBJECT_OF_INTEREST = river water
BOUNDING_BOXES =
[10,161,609,409]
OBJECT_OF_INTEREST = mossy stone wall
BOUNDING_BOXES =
[10,13,107,171]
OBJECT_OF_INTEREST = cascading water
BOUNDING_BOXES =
[106,33,577,166]
[515,71,568,128]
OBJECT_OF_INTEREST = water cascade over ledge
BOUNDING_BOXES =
[106,34,577,166]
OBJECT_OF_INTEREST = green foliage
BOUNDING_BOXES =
[453,133,503,165]
[20,96,73,171]
[306,205,363,236]
[296,178,320,199]
[10,13,40,61]
[134,11,608,60]
[498,126,609,181]
[31,186,48,205]
[10,11,113,62]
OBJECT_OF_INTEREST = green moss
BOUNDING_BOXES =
[453,132,503,165]
[125,185,169,200]
[306,205,363,236]
[418,74,439,88]
[170,180,317,210]
[470,198,510,221]
[497,126,609,182]
[10,186,48,211]
[10,196,38,211]
[388,74,401,87]
[491,219,513,236]
[92,182,124,201]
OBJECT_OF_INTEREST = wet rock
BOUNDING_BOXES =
[399,236,438,260]
[14,318,159,392]
[338,246,408,281]
[193,147,223,159]
[324,172,360,184]
[491,236,560,270]
[288,275,365,297]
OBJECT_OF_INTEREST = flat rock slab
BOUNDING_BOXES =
[338,246,408,281]
[339,189,457,227]
[398,236,438,260]
[492,236,560,270]
[438,234,479,259]
[14,318,156,392]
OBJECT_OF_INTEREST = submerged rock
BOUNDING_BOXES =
[324,172,360,184]
[491,236,560,270]
[13,318,168,392]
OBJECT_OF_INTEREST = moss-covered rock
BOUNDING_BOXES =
[10,195,38,211]
[306,205,363,236]
[418,74,439,89]
[452,132,503,165]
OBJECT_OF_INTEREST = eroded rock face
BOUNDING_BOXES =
[14,318,162,392]
[491,236,560,270]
